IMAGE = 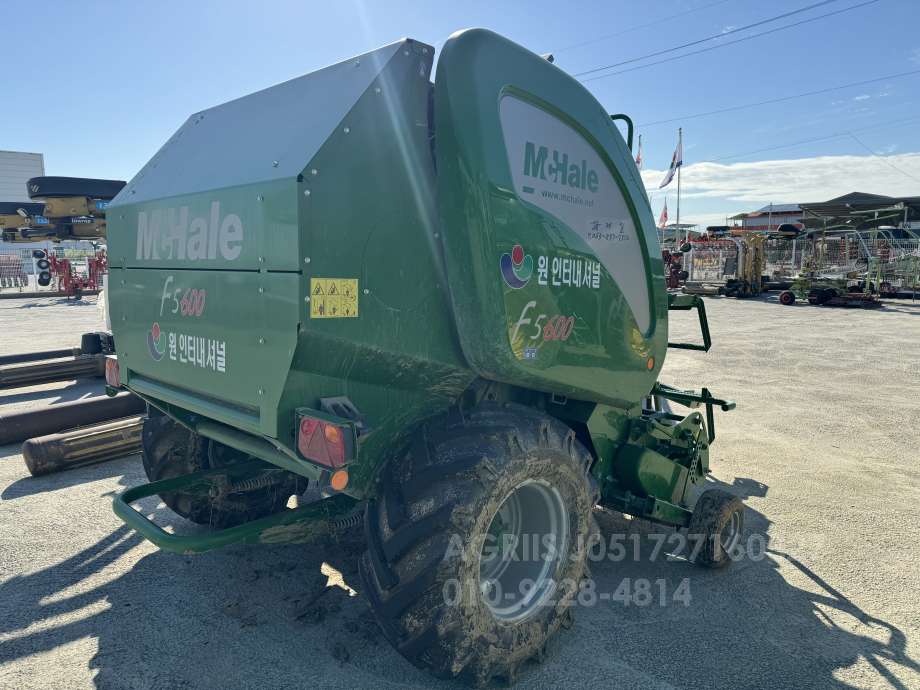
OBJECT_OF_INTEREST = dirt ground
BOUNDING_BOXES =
[1,293,918,689]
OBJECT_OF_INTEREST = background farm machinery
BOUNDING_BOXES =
[0,176,117,298]
[775,196,920,307]
[0,246,107,298]
[681,235,767,298]
[34,247,107,298]
[662,246,690,288]
[666,222,918,307]
[0,176,124,244]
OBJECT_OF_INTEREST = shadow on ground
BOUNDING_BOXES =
[0,472,917,688]
[0,382,104,407]
[14,298,95,309]
[0,450,140,500]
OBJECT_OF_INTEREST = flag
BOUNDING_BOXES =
[658,199,668,228]
[635,134,643,170]
[658,130,683,189]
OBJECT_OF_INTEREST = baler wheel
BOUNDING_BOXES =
[360,403,596,685]
[779,290,795,306]
[687,489,744,569]
[141,413,298,528]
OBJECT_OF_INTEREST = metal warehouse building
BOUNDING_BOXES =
[0,151,45,202]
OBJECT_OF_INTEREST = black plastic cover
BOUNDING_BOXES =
[0,201,44,216]
[27,177,126,200]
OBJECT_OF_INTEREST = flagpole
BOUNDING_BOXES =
[676,128,683,244]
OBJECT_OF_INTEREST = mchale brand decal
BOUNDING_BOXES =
[136,201,243,261]
[523,141,599,193]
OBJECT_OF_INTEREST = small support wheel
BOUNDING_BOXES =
[779,290,795,306]
[687,489,744,569]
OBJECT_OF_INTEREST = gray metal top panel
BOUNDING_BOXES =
[111,40,408,207]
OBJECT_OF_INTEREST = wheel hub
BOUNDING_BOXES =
[478,480,569,622]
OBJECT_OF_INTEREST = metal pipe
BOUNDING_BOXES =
[0,347,81,367]
[0,354,105,390]
[0,392,145,445]
[22,415,143,476]
[195,419,322,482]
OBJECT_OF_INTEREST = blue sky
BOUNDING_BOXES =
[2,0,919,227]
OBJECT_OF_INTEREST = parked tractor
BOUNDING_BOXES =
[106,29,741,685]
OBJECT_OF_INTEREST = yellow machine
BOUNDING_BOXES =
[1,177,124,243]
[683,233,765,297]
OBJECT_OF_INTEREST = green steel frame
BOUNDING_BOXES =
[113,459,359,554]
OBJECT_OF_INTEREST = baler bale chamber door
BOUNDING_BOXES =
[433,29,669,408]
[105,39,446,445]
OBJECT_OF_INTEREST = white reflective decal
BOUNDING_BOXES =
[500,95,650,332]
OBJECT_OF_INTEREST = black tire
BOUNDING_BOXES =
[141,413,298,528]
[37,271,52,287]
[779,290,795,306]
[80,332,102,355]
[36,258,50,270]
[360,403,596,685]
[687,489,744,569]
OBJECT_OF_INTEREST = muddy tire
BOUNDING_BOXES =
[687,489,744,569]
[360,403,596,685]
[141,413,298,528]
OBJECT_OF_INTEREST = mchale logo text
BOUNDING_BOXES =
[523,141,599,193]
[136,201,243,262]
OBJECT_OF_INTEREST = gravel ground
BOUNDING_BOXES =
[1,293,919,689]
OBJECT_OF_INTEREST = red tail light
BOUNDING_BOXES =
[105,356,120,388]
[297,417,348,469]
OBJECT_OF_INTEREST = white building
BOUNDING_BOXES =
[0,150,45,201]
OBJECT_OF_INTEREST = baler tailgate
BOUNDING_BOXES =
[110,266,300,436]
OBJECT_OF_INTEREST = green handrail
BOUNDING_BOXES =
[610,113,634,151]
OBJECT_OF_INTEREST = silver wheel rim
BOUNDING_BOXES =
[720,511,741,553]
[478,480,569,622]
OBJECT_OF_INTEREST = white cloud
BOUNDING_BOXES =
[911,47,920,64]
[641,152,920,206]
[852,94,871,101]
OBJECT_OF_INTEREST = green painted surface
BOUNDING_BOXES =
[435,29,668,409]
[107,40,473,497]
[107,29,729,543]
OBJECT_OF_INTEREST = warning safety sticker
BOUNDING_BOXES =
[309,278,359,318]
